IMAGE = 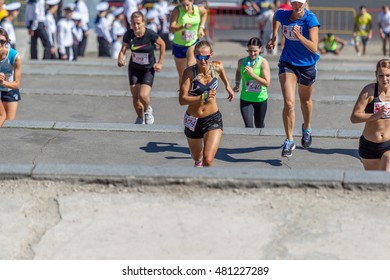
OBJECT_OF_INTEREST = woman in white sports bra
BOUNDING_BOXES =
[179,41,234,167]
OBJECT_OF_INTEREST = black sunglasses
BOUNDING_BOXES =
[0,40,7,46]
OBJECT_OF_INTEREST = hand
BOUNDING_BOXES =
[0,72,5,85]
[153,62,162,72]
[292,24,302,39]
[266,37,276,50]
[198,28,205,38]
[226,87,234,102]
[233,85,240,93]
[118,59,126,67]
[244,66,254,76]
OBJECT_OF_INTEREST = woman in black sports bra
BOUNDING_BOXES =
[351,59,390,172]
[179,40,234,167]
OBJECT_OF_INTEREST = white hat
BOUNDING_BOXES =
[112,7,124,17]
[63,2,75,10]
[4,2,21,11]
[46,0,60,5]
[96,2,109,12]
[290,0,306,3]
[72,11,82,20]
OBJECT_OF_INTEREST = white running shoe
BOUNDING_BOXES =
[134,116,144,124]
[144,106,154,125]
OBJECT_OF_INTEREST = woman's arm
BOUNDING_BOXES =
[154,36,166,72]
[169,7,185,33]
[233,59,242,92]
[117,42,127,67]
[0,55,21,90]
[244,58,271,87]
[215,61,234,102]
[198,5,208,38]
[179,67,203,105]
[350,84,385,123]
[293,25,319,53]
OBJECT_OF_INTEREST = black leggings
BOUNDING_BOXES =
[240,99,267,128]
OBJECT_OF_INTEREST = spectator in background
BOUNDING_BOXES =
[318,33,345,55]
[111,7,125,38]
[95,2,112,57]
[124,0,141,29]
[1,2,21,49]
[74,0,90,57]
[353,5,372,56]
[72,11,83,61]
[56,3,75,60]
[146,8,161,34]
[25,0,51,59]
[378,5,390,56]
[45,0,60,59]
[0,0,7,22]
[111,25,126,59]
[279,0,292,10]
[258,2,277,55]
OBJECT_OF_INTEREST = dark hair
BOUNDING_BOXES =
[0,28,10,44]
[247,37,262,48]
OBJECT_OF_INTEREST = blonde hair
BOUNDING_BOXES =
[131,11,145,22]
[194,40,213,54]
[376,59,390,74]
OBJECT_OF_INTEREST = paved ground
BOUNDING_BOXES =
[1,29,390,260]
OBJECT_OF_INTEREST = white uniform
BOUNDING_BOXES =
[74,0,89,32]
[0,20,16,46]
[45,12,57,48]
[378,11,390,35]
[57,18,75,60]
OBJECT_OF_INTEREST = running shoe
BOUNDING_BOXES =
[194,160,203,168]
[134,116,144,124]
[301,124,312,149]
[281,139,296,157]
[144,106,154,125]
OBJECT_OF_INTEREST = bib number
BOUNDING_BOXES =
[283,25,302,41]
[184,113,198,131]
[245,80,261,92]
[374,101,390,118]
[181,30,196,42]
[132,52,149,65]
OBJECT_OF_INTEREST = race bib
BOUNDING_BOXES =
[184,113,198,131]
[132,52,149,65]
[245,80,261,92]
[181,30,196,42]
[374,101,390,118]
[359,24,367,32]
[283,25,302,41]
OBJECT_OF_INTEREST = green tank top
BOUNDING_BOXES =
[173,5,201,46]
[323,35,337,51]
[240,56,268,102]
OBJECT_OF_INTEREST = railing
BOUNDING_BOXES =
[208,6,359,41]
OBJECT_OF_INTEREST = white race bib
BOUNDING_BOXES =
[283,25,302,41]
[132,52,149,65]
[245,80,262,92]
[374,101,390,118]
[181,30,196,42]
[184,113,198,131]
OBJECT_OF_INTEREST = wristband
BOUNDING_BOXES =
[202,91,209,103]
[200,25,206,29]
[235,81,240,86]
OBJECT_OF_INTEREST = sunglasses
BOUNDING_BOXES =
[0,40,7,46]
[195,54,211,61]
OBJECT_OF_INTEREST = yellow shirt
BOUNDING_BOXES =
[0,9,7,22]
[355,13,372,36]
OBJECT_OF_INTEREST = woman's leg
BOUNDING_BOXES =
[361,158,382,171]
[253,100,267,128]
[202,129,222,167]
[2,102,18,120]
[0,101,6,127]
[130,84,143,118]
[279,72,298,140]
[298,84,313,131]
[380,150,390,172]
[186,44,196,67]
[240,99,254,128]
[174,57,188,85]
[187,137,204,163]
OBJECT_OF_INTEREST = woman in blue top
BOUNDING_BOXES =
[267,0,320,157]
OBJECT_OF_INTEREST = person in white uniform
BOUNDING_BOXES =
[1,2,21,50]
[56,3,75,60]
[72,11,83,61]
[95,2,112,57]
[74,0,89,56]
[45,0,60,59]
